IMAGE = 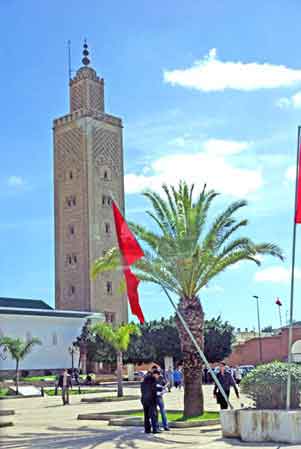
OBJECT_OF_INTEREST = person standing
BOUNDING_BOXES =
[234,366,242,385]
[173,367,183,389]
[141,371,158,434]
[153,369,170,431]
[165,367,174,392]
[58,369,72,405]
[213,362,239,409]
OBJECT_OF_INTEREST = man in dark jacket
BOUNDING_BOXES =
[58,369,72,405]
[213,362,239,409]
[141,371,158,433]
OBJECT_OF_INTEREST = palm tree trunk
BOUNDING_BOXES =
[116,351,123,397]
[15,360,19,395]
[176,296,204,418]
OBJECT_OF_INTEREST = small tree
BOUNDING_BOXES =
[204,316,234,363]
[92,322,140,397]
[240,361,301,409]
[0,336,41,394]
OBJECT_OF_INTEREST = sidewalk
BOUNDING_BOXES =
[0,385,296,449]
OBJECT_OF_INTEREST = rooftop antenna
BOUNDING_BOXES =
[67,40,72,81]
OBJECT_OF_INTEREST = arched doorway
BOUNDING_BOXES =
[292,340,301,362]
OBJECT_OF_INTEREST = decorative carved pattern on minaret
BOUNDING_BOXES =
[93,128,121,172]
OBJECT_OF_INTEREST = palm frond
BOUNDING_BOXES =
[91,247,121,280]
[92,322,140,352]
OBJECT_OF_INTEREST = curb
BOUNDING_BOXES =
[77,410,220,428]
[81,396,139,403]
[0,410,15,416]
[0,421,14,428]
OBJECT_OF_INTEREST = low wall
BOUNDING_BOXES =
[0,368,63,378]
[221,409,301,444]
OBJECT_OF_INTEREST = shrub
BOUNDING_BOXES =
[21,370,29,378]
[44,370,53,376]
[240,361,301,409]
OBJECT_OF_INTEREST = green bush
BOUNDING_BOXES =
[240,361,301,409]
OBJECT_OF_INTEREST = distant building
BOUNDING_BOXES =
[226,325,301,366]
[234,328,258,344]
[0,297,102,375]
[54,42,127,323]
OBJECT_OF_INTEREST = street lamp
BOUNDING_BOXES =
[68,344,78,374]
[253,295,263,363]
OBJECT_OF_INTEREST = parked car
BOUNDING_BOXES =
[133,370,147,381]
[239,365,255,377]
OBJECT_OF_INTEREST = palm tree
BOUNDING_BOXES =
[0,336,42,394]
[92,322,140,397]
[92,181,283,417]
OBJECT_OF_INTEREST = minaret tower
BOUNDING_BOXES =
[53,43,127,323]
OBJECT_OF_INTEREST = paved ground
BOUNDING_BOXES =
[0,385,299,448]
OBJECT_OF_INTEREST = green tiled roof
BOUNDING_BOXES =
[0,297,53,310]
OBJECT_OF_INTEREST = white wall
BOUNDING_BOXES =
[0,314,88,371]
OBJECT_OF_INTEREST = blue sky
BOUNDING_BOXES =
[1,0,301,330]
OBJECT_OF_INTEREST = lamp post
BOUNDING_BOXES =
[253,295,263,363]
[68,344,78,374]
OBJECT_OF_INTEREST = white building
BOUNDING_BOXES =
[0,298,103,374]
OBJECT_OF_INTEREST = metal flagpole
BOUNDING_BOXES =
[286,125,301,410]
[278,304,282,328]
[253,296,263,362]
[161,285,233,410]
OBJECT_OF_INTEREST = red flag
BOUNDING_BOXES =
[295,146,301,223]
[112,201,145,323]
[275,297,282,306]
[112,201,144,265]
[124,267,145,324]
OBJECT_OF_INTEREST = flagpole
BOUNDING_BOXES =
[278,304,282,328]
[286,125,301,410]
[161,285,233,410]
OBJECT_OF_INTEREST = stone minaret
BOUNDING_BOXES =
[54,43,127,323]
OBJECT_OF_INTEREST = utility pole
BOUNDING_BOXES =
[253,296,263,363]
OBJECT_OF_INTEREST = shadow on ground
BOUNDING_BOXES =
[1,425,290,449]
[0,426,190,449]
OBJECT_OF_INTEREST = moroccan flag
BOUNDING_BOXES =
[112,201,144,265]
[275,297,282,306]
[295,146,301,223]
[112,201,145,324]
[124,267,145,324]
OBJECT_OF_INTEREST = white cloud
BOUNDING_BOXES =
[276,97,291,109]
[203,139,250,155]
[276,91,301,109]
[285,166,295,182]
[7,176,25,187]
[125,139,262,198]
[255,266,301,283]
[164,49,301,92]
[292,92,301,108]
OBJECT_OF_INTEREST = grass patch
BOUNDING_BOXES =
[0,388,9,397]
[109,410,219,422]
[46,389,101,396]
[21,376,56,382]
[0,388,18,397]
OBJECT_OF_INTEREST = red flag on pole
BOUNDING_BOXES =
[112,201,145,324]
[112,202,144,265]
[275,297,282,306]
[123,267,145,324]
[295,145,301,223]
